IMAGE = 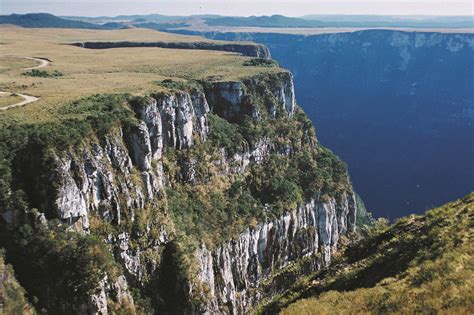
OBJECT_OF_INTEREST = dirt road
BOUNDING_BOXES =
[0,56,50,110]
[0,91,40,111]
[22,57,51,70]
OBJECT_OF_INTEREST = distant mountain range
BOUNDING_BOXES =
[1,13,473,30]
[0,13,187,30]
[204,15,323,28]
[301,14,474,28]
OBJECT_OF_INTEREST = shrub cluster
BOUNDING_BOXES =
[22,69,64,77]
[1,221,119,312]
[243,58,279,67]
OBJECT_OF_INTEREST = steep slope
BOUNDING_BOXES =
[260,193,474,314]
[0,252,35,314]
[0,28,359,314]
[176,29,474,219]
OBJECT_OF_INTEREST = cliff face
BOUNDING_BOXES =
[206,71,296,121]
[194,193,356,314]
[185,29,474,218]
[0,70,356,314]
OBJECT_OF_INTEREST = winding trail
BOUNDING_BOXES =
[1,57,50,110]
[0,92,40,111]
[22,57,51,70]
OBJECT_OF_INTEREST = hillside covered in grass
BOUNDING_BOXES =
[260,193,474,314]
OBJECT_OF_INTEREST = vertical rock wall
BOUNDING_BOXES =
[35,72,356,314]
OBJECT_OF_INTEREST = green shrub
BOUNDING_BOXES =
[243,58,279,67]
[154,78,202,91]
[1,221,120,312]
[22,69,64,77]
[208,113,245,155]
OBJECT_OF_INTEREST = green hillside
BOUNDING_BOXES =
[260,193,474,314]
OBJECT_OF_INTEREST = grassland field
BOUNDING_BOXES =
[0,27,281,124]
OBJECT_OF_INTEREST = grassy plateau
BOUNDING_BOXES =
[0,27,279,124]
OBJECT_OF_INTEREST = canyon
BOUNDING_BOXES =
[0,21,472,315]
[175,29,474,218]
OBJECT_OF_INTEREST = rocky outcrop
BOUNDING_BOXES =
[205,71,296,121]
[129,97,163,160]
[192,194,356,314]
[53,130,148,230]
[79,275,135,315]
[249,71,296,117]
[153,91,209,150]
[53,90,210,233]
[72,41,271,58]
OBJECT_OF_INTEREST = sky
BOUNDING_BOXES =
[1,0,473,17]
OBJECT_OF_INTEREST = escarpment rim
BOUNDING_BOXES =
[69,40,270,58]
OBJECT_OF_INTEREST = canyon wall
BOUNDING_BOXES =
[1,70,357,314]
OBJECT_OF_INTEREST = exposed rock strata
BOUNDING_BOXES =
[14,71,357,314]
[205,71,296,121]
[192,194,356,314]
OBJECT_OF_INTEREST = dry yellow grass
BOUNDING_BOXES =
[0,27,280,123]
[0,56,39,73]
[0,93,23,108]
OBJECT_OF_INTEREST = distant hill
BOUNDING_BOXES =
[133,22,189,30]
[5,13,473,30]
[61,13,185,24]
[101,22,127,29]
[0,13,188,31]
[0,13,105,29]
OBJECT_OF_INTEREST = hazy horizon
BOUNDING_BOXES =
[2,0,473,18]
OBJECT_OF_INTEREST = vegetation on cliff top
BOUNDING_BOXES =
[260,193,474,314]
